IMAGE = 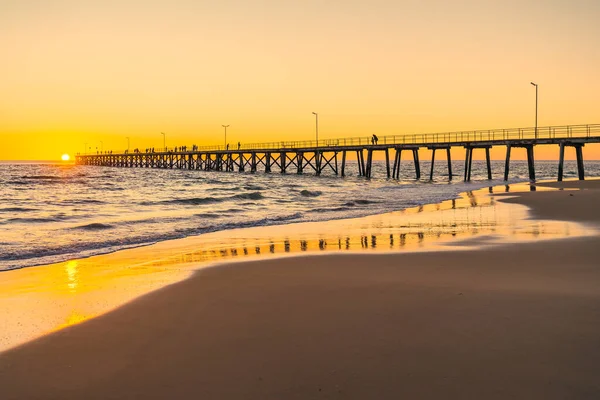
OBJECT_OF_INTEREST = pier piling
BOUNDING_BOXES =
[412,149,421,180]
[576,145,585,180]
[526,145,535,181]
[447,148,453,181]
[558,144,565,181]
[429,148,436,181]
[385,149,391,178]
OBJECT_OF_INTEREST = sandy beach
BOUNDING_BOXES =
[1,181,600,399]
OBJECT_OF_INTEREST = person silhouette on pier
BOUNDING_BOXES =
[227,143,230,150]
[237,142,241,150]
[372,134,379,145]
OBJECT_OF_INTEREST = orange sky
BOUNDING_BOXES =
[1,0,599,160]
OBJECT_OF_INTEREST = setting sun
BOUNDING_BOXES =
[61,154,70,161]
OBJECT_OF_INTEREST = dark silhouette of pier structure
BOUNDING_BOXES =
[76,124,600,182]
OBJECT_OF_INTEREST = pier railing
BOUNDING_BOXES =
[80,123,600,155]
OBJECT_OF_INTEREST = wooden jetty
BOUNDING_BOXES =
[76,124,600,182]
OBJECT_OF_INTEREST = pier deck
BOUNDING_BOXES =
[76,124,600,181]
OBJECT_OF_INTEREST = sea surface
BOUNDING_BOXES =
[1,159,599,271]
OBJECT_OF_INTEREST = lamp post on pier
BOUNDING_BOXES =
[161,132,166,151]
[530,82,538,139]
[222,125,229,148]
[312,112,318,147]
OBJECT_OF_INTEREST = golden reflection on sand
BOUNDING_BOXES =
[53,311,96,332]
[65,260,78,293]
[0,183,594,352]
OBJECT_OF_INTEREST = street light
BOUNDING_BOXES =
[126,137,130,152]
[222,125,230,148]
[312,112,318,147]
[530,82,538,139]
[161,132,166,151]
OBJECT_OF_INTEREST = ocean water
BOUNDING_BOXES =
[1,159,599,271]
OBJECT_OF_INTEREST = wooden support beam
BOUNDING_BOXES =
[356,150,362,176]
[360,150,366,176]
[256,154,266,169]
[557,143,565,181]
[485,147,492,179]
[341,151,346,177]
[413,149,420,180]
[265,152,271,173]
[463,148,470,181]
[576,144,585,180]
[315,151,322,176]
[251,153,257,173]
[446,148,452,181]
[334,152,338,175]
[526,145,535,181]
[320,153,337,174]
[429,148,436,181]
[385,148,391,178]
[281,152,287,173]
[393,149,402,179]
[297,152,304,174]
[467,148,473,181]
[504,145,511,181]
[270,153,281,172]
[392,149,398,179]
[366,150,373,178]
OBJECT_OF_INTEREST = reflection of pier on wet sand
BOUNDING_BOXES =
[139,183,589,269]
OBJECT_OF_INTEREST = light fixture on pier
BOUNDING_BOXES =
[222,125,230,149]
[312,112,318,147]
[530,82,538,139]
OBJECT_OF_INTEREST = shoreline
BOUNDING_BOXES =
[1,177,592,273]
[0,180,597,353]
[1,180,600,398]
[0,175,546,273]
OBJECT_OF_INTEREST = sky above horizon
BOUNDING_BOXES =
[1,0,599,160]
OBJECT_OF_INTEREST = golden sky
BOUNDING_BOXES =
[1,0,599,160]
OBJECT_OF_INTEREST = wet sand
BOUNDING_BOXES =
[1,181,600,399]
